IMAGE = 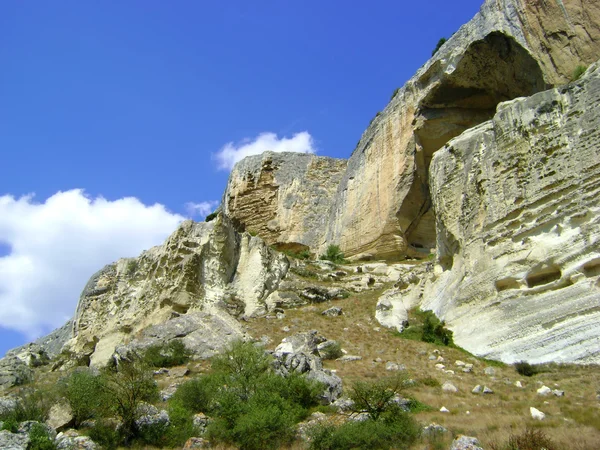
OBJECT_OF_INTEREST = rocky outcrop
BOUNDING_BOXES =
[223,152,346,253]
[397,62,600,364]
[63,215,289,367]
[225,0,600,261]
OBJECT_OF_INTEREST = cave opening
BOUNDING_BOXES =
[398,32,548,259]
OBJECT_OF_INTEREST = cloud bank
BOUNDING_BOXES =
[0,190,184,338]
[214,131,316,170]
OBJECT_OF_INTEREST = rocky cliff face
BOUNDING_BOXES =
[385,62,600,364]
[65,216,289,367]
[222,152,347,253]
[225,0,600,261]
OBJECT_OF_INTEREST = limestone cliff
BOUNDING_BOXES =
[65,215,289,366]
[385,62,600,364]
[225,0,600,261]
[222,152,346,253]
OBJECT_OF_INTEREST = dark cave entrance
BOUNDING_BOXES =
[398,32,548,258]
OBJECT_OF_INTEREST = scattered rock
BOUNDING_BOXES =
[192,413,210,434]
[56,429,98,450]
[0,430,29,450]
[537,385,552,396]
[484,367,496,376]
[321,306,343,317]
[552,389,565,397]
[385,362,405,371]
[300,287,331,303]
[422,423,449,438]
[160,383,180,401]
[0,356,33,390]
[183,437,211,449]
[450,435,484,450]
[530,407,546,420]
[435,363,445,370]
[442,382,458,393]
[168,367,190,378]
[337,355,362,362]
[134,402,170,430]
[440,406,450,413]
[483,386,494,394]
[332,397,354,412]
[0,396,17,415]
[428,355,437,361]
[455,360,466,367]
[515,381,523,388]
[472,385,482,394]
[47,401,74,431]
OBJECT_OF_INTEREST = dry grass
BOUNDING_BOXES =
[244,272,600,450]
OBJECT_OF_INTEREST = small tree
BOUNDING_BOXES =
[573,65,587,81]
[101,359,159,443]
[349,375,406,421]
[60,369,106,427]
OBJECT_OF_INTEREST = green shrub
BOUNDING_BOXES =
[0,388,55,424]
[59,369,106,427]
[87,420,121,450]
[28,423,57,450]
[179,340,324,449]
[573,65,587,81]
[390,88,400,101]
[163,401,197,447]
[205,212,218,222]
[319,341,344,360]
[309,412,420,450]
[490,428,558,450]
[349,375,407,421]
[432,37,447,56]
[125,259,138,276]
[400,309,454,347]
[1,417,18,432]
[142,340,192,368]
[320,244,346,264]
[283,249,312,260]
[170,375,220,413]
[514,361,538,377]
[101,359,159,443]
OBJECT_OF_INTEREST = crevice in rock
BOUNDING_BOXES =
[400,32,547,261]
[582,258,600,277]
[526,265,562,288]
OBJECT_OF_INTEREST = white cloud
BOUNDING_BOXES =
[185,201,219,219]
[0,190,184,339]
[214,131,316,170]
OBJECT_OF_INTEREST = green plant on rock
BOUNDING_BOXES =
[142,340,192,368]
[573,65,587,81]
[100,358,159,444]
[28,423,57,450]
[349,375,407,421]
[59,368,106,427]
[320,341,344,360]
[432,37,447,56]
[514,360,538,377]
[320,244,346,264]
[205,211,218,222]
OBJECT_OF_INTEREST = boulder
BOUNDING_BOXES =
[56,429,98,449]
[0,430,29,450]
[0,357,33,390]
[321,306,343,317]
[530,407,546,420]
[450,435,484,450]
[47,401,74,431]
[442,382,458,393]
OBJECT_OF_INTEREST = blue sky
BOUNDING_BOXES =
[0,0,482,356]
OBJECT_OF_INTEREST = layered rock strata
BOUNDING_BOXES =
[223,152,346,252]
[65,215,289,367]
[386,62,600,364]
[225,0,600,261]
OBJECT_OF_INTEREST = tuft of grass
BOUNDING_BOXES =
[320,244,346,264]
[573,65,587,81]
[514,361,539,377]
[490,428,558,450]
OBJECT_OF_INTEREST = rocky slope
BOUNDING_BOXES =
[1,0,600,389]
[224,0,600,261]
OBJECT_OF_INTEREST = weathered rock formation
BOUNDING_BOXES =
[64,215,289,367]
[223,152,346,252]
[386,62,600,364]
[224,0,600,261]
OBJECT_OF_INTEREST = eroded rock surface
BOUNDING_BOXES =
[224,0,600,262]
[410,62,600,364]
[64,215,288,367]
